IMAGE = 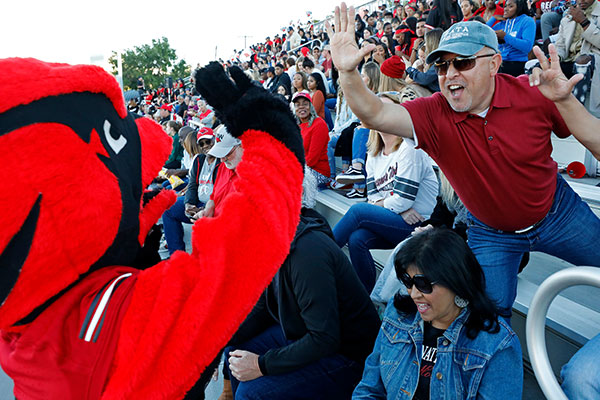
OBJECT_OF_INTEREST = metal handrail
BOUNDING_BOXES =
[526,267,600,400]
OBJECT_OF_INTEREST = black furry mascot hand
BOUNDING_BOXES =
[195,62,305,168]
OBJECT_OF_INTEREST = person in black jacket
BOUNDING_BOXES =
[426,0,463,30]
[162,127,221,255]
[220,202,381,399]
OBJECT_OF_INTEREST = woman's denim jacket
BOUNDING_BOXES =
[353,302,523,399]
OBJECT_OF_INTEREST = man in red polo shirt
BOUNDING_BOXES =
[327,3,600,318]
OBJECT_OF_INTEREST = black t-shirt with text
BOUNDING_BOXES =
[414,322,445,400]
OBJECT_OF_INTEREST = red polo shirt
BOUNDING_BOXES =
[403,74,570,231]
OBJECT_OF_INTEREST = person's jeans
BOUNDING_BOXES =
[351,128,370,189]
[223,325,362,400]
[467,174,600,318]
[162,196,202,255]
[541,11,562,41]
[327,134,350,179]
[561,333,600,399]
[333,203,417,292]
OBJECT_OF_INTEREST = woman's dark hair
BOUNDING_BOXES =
[377,42,391,59]
[393,229,500,338]
[309,72,327,97]
[510,0,530,17]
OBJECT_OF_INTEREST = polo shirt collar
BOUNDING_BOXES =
[449,74,511,123]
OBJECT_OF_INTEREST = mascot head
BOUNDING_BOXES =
[0,58,175,328]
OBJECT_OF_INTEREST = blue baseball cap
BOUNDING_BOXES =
[426,21,499,65]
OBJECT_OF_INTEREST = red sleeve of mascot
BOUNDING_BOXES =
[103,130,303,399]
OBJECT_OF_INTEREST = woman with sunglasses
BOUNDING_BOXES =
[490,0,536,76]
[353,229,523,399]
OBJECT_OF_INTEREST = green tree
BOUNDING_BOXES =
[109,37,191,91]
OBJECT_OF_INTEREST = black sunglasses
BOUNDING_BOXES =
[399,272,438,294]
[434,54,495,76]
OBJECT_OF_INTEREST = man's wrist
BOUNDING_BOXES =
[580,18,590,28]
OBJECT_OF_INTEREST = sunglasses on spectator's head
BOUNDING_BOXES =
[433,53,495,76]
[399,272,437,294]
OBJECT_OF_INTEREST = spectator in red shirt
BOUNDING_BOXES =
[293,92,330,187]
[328,7,600,319]
[473,0,505,25]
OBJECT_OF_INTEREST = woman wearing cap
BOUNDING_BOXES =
[379,56,431,100]
[491,0,535,76]
[162,127,220,255]
[333,92,438,293]
[293,92,330,188]
[353,229,523,399]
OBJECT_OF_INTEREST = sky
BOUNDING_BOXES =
[1,0,342,72]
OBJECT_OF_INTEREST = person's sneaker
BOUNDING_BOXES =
[345,189,367,199]
[336,167,365,184]
[329,180,353,190]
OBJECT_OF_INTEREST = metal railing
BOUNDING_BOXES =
[526,267,600,400]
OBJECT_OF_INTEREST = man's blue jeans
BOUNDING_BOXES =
[561,333,600,399]
[223,325,362,400]
[467,174,600,317]
[333,203,417,292]
[162,196,202,255]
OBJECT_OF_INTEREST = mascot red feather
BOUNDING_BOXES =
[0,58,304,399]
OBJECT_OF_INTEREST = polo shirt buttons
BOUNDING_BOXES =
[436,372,443,380]
[484,120,488,125]
[488,136,493,141]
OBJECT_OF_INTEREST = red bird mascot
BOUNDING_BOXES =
[0,59,304,399]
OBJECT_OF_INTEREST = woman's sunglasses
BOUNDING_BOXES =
[433,54,495,76]
[399,272,437,294]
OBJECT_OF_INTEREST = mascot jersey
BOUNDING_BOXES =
[0,58,303,399]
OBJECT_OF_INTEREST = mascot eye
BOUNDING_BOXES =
[103,120,127,155]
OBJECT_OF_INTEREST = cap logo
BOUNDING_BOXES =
[443,25,469,41]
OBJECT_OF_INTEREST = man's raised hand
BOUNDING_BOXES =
[529,44,583,103]
[325,3,376,73]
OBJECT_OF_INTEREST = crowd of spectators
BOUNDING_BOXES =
[121,0,600,398]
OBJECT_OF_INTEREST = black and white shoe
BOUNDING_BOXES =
[345,189,366,199]
[336,167,365,185]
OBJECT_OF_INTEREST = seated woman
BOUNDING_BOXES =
[491,0,535,76]
[293,92,330,188]
[162,128,220,255]
[307,73,327,120]
[353,229,523,399]
[333,92,438,292]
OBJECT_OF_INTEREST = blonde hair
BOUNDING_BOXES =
[439,170,462,211]
[424,28,443,60]
[362,61,381,93]
[367,92,404,156]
